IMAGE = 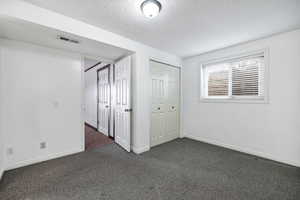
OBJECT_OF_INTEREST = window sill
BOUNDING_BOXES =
[200,97,269,104]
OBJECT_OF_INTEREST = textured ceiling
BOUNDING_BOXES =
[24,0,300,57]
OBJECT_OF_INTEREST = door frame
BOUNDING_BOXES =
[112,64,116,139]
[149,59,182,148]
[97,64,112,137]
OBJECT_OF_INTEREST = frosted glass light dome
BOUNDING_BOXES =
[141,0,162,18]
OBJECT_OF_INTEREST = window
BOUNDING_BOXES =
[201,51,268,103]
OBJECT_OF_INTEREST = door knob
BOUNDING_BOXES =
[157,107,161,110]
[105,105,110,108]
[125,109,133,112]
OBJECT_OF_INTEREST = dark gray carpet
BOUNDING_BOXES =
[0,138,299,200]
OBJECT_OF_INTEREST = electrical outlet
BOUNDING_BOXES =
[7,147,13,155]
[40,142,46,149]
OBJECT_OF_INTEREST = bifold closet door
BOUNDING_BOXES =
[150,61,180,147]
[97,67,110,136]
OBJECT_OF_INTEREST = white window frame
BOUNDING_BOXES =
[200,49,269,104]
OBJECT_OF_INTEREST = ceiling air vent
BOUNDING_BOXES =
[57,35,79,44]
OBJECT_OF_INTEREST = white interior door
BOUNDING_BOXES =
[150,61,180,147]
[97,66,110,136]
[114,56,131,152]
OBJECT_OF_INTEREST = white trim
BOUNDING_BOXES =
[0,168,4,181]
[5,148,84,171]
[200,97,268,104]
[199,48,270,104]
[0,47,5,181]
[184,133,300,168]
[149,58,181,69]
[80,56,86,151]
[132,145,150,154]
[179,67,184,139]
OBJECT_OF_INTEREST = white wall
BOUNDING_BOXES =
[0,47,4,179]
[0,135,2,181]
[0,39,84,170]
[0,0,182,156]
[0,130,3,180]
[0,134,3,180]
[84,63,107,128]
[183,29,300,167]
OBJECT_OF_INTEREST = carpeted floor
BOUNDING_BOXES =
[85,124,114,150]
[0,138,299,200]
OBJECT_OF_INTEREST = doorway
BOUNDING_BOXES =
[97,65,111,137]
[84,60,113,150]
[84,56,132,152]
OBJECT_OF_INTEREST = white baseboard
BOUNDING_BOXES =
[6,148,84,171]
[184,133,300,168]
[132,145,150,154]
[0,168,3,181]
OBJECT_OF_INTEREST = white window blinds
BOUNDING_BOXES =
[202,53,265,100]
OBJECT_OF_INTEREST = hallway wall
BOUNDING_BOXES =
[0,39,84,170]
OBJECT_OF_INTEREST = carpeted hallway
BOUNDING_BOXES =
[0,139,299,200]
[85,124,114,150]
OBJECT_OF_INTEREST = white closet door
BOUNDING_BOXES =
[114,56,131,152]
[150,74,165,146]
[164,66,180,142]
[97,67,110,135]
[150,61,180,147]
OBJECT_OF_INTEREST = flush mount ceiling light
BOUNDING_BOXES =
[141,0,162,18]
